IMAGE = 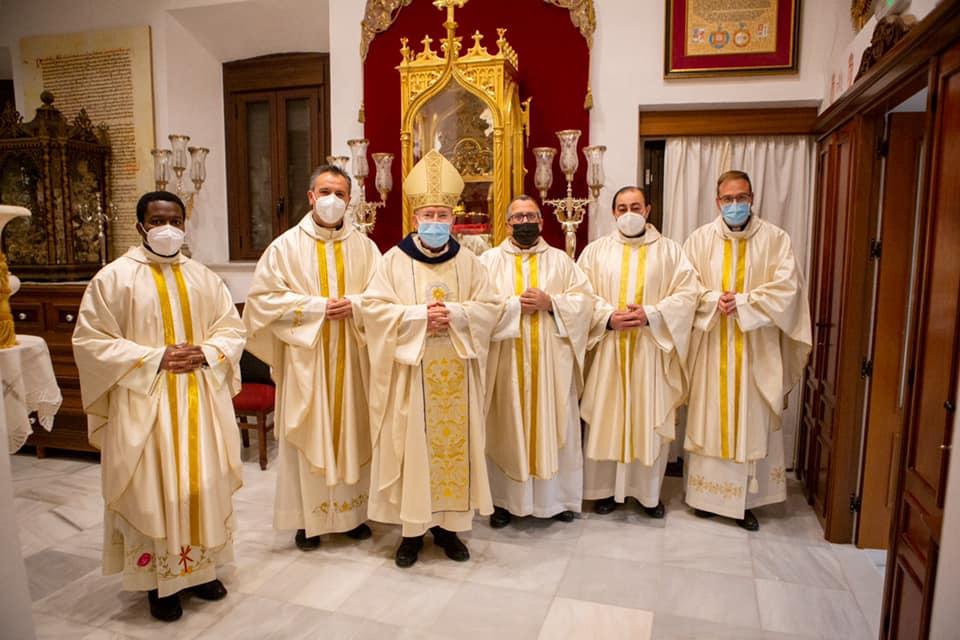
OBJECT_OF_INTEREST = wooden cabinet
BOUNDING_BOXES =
[0,92,112,281]
[12,283,95,456]
[883,39,960,640]
[799,117,877,542]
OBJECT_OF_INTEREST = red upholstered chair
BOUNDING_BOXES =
[233,351,275,470]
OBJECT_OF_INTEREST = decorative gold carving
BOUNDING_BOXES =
[398,0,526,243]
[360,0,414,61]
[545,0,596,48]
[851,0,873,31]
[544,0,596,109]
[688,474,745,500]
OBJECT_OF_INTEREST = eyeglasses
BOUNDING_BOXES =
[718,193,753,205]
[508,212,540,223]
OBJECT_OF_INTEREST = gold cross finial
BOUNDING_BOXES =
[433,0,467,22]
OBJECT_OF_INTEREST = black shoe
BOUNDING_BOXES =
[490,506,512,529]
[188,579,228,601]
[552,510,575,523]
[665,457,684,478]
[593,497,618,515]
[693,508,716,519]
[642,501,665,519]
[345,523,372,540]
[736,509,759,531]
[395,535,424,568]
[430,526,470,562]
[148,589,182,622]
[295,528,321,551]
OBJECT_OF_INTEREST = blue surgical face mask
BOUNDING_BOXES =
[418,221,451,249]
[721,202,751,227]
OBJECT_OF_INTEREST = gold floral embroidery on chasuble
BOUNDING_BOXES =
[415,258,470,512]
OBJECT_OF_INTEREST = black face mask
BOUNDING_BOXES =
[512,222,541,246]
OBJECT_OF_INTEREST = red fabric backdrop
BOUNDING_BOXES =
[362,0,591,254]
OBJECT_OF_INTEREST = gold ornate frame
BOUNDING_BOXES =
[397,1,529,244]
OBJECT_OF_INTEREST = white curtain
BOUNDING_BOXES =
[663,135,815,467]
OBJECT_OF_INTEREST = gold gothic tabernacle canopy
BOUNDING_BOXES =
[398,0,530,243]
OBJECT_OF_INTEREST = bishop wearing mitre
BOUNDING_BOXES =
[363,149,501,568]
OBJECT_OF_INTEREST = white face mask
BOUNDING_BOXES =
[616,212,646,237]
[145,224,185,256]
[313,193,347,225]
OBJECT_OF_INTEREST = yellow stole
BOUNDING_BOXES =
[617,243,646,463]
[514,253,542,477]
[720,238,747,459]
[316,240,347,463]
[149,263,201,544]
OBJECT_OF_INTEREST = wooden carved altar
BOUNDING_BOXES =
[0,90,112,281]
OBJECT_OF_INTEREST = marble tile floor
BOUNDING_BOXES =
[10,448,885,640]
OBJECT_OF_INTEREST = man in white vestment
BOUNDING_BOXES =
[481,195,596,528]
[243,165,381,550]
[363,150,501,568]
[73,192,246,622]
[683,170,811,530]
[578,186,699,518]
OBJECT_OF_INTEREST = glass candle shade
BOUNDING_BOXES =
[532,147,556,200]
[555,129,581,181]
[151,149,172,187]
[188,147,209,191]
[168,134,191,173]
[583,145,606,199]
[372,153,394,200]
[347,139,370,180]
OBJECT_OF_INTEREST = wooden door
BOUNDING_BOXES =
[857,112,925,550]
[802,123,854,521]
[883,42,960,639]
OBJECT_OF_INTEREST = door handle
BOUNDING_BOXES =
[946,401,956,413]
[276,196,285,219]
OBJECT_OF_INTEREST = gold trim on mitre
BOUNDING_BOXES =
[403,149,465,210]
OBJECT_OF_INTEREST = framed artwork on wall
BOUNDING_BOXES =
[665,0,801,78]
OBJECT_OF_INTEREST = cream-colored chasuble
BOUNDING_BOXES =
[578,227,699,464]
[482,239,596,478]
[243,214,381,535]
[682,216,811,518]
[73,246,245,596]
[363,240,500,536]
[481,238,596,516]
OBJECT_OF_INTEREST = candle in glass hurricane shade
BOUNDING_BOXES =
[168,135,191,173]
[188,147,209,192]
[372,153,394,200]
[151,149,172,190]
[583,145,606,200]
[327,156,350,171]
[555,129,581,181]
[347,139,370,179]
[532,147,556,201]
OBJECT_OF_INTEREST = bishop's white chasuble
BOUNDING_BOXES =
[577,227,698,506]
[363,236,501,536]
[73,246,245,597]
[480,238,597,517]
[243,214,381,536]
[682,217,811,519]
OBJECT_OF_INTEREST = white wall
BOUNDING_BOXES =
[0,0,328,301]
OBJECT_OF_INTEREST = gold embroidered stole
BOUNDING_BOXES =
[719,238,746,460]
[513,253,543,477]
[417,259,469,511]
[316,240,347,461]
[149,263,201,544]
[617,243,646,463]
